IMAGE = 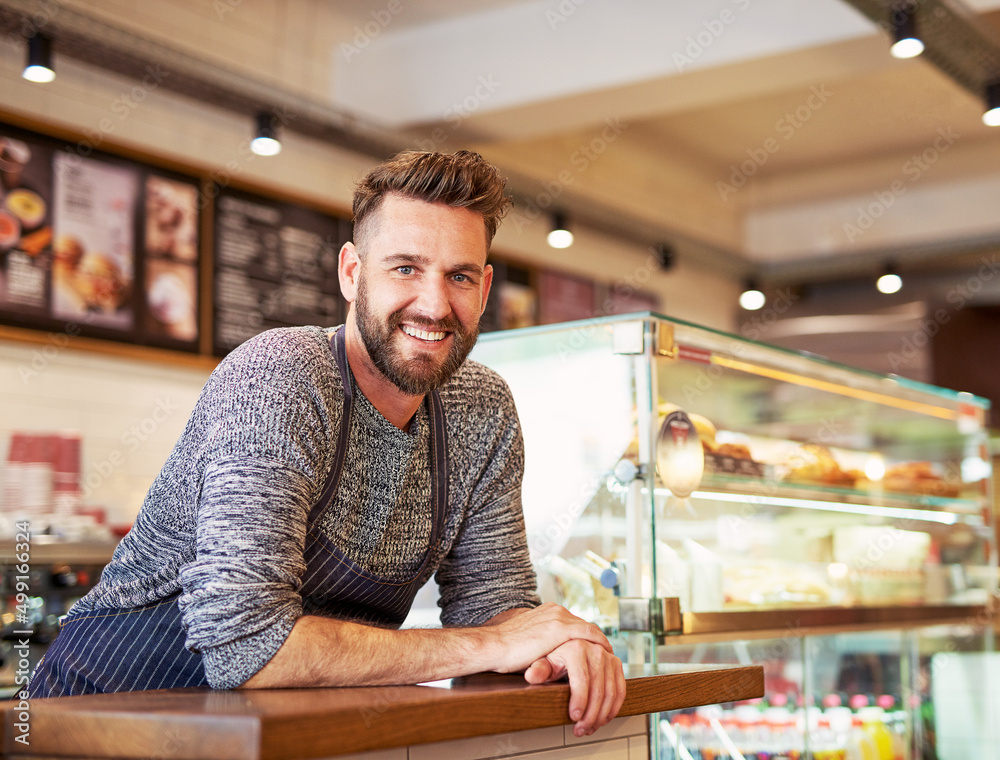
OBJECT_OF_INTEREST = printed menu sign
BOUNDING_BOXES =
[213,188,346,355]
[142,174,200,345]
[52,153,138,331]
[0,131,54,320]
[479,259,536,332]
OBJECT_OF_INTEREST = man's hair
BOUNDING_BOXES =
[352,150,512,251]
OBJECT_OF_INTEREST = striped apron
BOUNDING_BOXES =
[27,327,447,697]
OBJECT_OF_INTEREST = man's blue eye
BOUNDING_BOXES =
[398,266,413,274]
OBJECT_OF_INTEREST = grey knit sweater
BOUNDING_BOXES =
[71,326,540,688]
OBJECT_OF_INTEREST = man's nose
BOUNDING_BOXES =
[414,276,451,320]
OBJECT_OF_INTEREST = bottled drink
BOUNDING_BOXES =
[857,706,893,760]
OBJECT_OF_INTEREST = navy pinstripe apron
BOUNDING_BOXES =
[27,327,447,697]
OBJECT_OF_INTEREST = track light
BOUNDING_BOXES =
[877,265,902,294]
[983,82,1000,127]
[889,3,924,59]
[547,211,573,248]
[739,281,765,311]
[250,111,282,156]
[653,243,675,271]
[22,33,55,83]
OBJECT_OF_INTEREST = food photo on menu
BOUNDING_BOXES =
[51,152,138,330]
[0,133,54,317]
[143,174,199,343]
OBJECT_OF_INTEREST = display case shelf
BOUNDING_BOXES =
[679,603,992,638]
[693,477,986,520]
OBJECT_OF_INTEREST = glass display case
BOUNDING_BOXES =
[470,312,997,759]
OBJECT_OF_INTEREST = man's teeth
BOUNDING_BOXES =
[402,325,447,341]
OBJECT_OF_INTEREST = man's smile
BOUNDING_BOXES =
[401,324,449,342]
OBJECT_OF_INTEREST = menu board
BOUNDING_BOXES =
[0,122,202,350]
[537,269,597,325]
[601,283,661,315]
[213,187,346,355]
[479,258,536,333]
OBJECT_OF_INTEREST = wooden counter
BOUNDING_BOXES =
[1,664,763,760]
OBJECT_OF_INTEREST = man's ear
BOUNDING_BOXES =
[480,263,494,318]
[339,242,360,303]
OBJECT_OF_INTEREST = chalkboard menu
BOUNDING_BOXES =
[213,187,347,355]
[0,122,201,351]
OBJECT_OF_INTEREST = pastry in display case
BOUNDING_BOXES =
[470,312,997,759]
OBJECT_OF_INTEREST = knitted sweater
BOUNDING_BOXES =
[70,326,541,689]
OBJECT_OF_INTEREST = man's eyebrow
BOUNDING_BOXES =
[383,252,426,265]
[451,262,485,276]
[383,253,484,275]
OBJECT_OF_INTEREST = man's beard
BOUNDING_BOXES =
[354,273,480,396]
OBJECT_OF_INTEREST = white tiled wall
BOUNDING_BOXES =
[0,339,213,525]
[328,716,650,760]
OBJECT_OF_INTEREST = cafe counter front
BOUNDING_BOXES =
[0,664,763,760]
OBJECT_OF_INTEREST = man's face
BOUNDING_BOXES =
[349,195,493,396]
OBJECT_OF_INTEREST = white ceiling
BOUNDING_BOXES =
[330,0,1000,286]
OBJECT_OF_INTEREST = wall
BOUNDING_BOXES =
[0,339,210,526]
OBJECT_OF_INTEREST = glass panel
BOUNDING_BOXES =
[655,636,805,759]
[803,630,910,760]
[472,317,659,644]
[919,622,996,759]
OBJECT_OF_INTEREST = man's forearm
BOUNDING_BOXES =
[240,614,497,688]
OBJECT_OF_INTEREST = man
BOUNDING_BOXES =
[28,150,625,736]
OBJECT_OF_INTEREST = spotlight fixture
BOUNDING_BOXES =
[739,281,765,311]
[547,211,573,248]
[888,3,924,59]
[22,33,55,83]
[983,82,1000,127]
[653,243,676,271]
[877,265,902,294]
[250,111,282,156]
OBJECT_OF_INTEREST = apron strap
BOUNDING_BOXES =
[307,326,355,525]
[427,383,448,548]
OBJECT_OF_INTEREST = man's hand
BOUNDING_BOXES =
[484,604,626,736]
[524,640,626,736]
[485,603,613,673]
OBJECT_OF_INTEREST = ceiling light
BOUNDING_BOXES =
[739,281,765,310]
[654,243,675,271]
[877,265,902,294]
[547,211,573,248]
[983,82,1000,127]
[250,111,282,156]
[22,33,55,83]
[889,4,924,59]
